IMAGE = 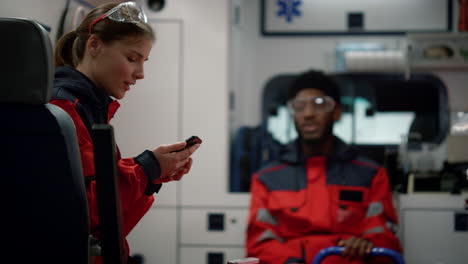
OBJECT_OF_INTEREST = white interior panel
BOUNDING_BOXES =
[402,209,468,264]
[180,208,249,245]
[399,193,468,264]
[0,0,66,43]
[180,247,246,264]
[264,0,448,32]
[127,208,177,264]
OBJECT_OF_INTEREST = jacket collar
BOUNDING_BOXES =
[280,136,358,164]
[54,66,113,109]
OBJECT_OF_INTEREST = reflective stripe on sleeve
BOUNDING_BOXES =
[257,230,284,243]
[257,208,278,226]
[366,202,383,217]
[363,226,385,235]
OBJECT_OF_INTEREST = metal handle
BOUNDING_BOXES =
[312,246,404,264]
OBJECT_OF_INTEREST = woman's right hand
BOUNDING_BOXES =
[151,141,200,183]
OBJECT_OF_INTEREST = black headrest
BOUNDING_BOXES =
[261,74,296,120]
[0,18,53,105]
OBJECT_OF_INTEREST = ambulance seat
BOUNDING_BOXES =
[0,18,89,263]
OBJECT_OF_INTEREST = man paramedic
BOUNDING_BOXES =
[246,70,402,264]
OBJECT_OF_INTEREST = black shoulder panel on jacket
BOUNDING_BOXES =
[258,164,306,192]
[355,156,380,167]
[326,158,378,187]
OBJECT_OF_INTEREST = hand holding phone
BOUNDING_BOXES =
[174,136,202,152]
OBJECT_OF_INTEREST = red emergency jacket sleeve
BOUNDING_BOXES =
[361,167,402,253]
[246,173,304,264]
[50,99,155,237]
[116,157,155,236]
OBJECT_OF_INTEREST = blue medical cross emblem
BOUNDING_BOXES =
[276,0,302,23]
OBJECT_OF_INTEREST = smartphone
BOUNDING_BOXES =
[227,257,259,264]
[174,136,202,152]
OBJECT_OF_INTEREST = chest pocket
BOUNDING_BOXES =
[267,190,306,211]
[266,190,307,236]
[329,186,369,234]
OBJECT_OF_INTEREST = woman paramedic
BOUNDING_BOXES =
[50,2,200,263]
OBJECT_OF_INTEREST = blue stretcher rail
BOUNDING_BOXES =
[312,246,405,264]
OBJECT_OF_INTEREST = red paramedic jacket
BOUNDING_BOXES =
[246,137,402,264]
[50,66,163,261]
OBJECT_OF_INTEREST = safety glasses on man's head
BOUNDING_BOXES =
[89,1,148,34]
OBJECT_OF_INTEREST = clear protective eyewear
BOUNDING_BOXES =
[287,95,336,114]
[89,1,148,34]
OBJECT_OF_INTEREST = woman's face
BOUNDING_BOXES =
[89,36,153,99]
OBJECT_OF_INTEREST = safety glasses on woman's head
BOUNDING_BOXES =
[89,1,148,34]
[287,96,336,114]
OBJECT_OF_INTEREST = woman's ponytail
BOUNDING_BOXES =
[54,30,78,67]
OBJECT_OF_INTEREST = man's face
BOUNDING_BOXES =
[289,88,341,143]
